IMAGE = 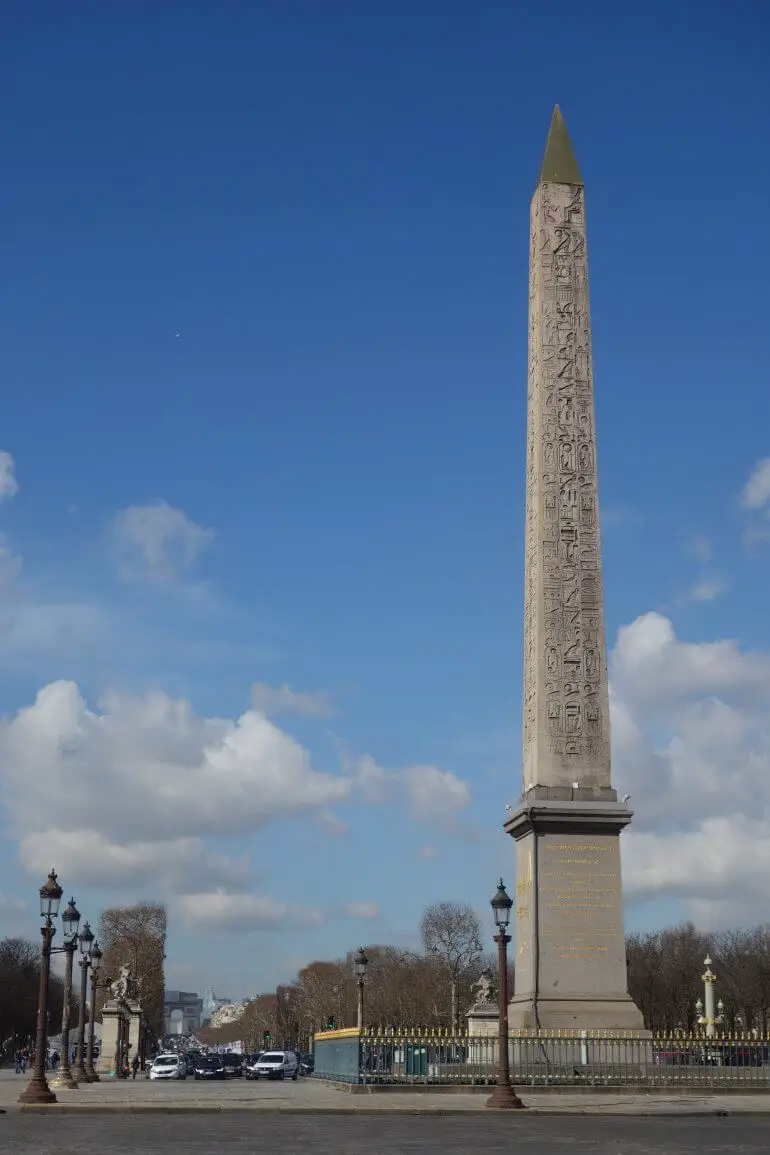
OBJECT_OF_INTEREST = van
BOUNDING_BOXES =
[246,1050,299,1081]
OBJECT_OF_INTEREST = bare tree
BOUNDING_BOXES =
[419,902,483,1032]
[98,903,167,1038]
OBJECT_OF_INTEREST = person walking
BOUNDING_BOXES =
[131,1052,140,1080]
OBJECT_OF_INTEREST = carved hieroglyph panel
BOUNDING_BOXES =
[522,180,611,790]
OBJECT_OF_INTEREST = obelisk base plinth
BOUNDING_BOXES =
[505,799,646,1034]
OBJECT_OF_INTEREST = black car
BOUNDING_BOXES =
[193,1056,226,1080]
[219,1053,244,1078]
[299,1053,314,1076]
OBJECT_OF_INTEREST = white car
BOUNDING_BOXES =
[247,1050,299,1080]
[149,1053,187,1080]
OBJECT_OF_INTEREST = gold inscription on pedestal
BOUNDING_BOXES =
[539,838,619,962]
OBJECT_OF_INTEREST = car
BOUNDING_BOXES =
[193,1055,227,1080]
[184,1050,202,1075]
[219,1053,244,1078]
[247,1050,299,1081]
[149,1054,187,1080]
[299,1053,314,1076]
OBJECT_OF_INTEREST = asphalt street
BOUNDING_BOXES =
[1,1114,769,1154]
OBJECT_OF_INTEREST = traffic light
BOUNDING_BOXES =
[263,1030,271,1046]
[326,1015,335,1030]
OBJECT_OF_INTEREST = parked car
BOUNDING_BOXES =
[247,1050,299,1081]
[149,1054,187,1080]
[193,1055,227,1081]
[298,1053,314,1076]
[219,1053,244,1078]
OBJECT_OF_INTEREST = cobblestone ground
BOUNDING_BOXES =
[1,1113,768,1154]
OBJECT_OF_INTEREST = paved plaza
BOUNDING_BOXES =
[2,1070,770,1117]
[3,1113,770,1154]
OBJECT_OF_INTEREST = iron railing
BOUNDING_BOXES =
[314,1028,770,1087]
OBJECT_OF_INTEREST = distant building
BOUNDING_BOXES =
[202,986,233,1026]
[164,990,203,1035]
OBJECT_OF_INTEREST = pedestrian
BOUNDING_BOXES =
[14,1049,21,1075]
[132,1052,140,1080]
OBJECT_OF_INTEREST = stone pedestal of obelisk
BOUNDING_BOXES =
[506,107,645,1032]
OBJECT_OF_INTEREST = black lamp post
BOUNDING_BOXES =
[85,941,103,1080]
[50,897,81,1090]
[486,880,524,1109]
[353,947,368,1030]
[18,870,63,1105]
[71,921,95,1083]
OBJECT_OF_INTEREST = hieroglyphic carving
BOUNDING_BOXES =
[522,176,611,789]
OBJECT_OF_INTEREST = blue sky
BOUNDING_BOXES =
[1,0,769,1002]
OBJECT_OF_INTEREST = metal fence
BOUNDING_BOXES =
[314,1028,770,1088]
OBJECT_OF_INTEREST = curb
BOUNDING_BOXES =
[7,1104,745,1117]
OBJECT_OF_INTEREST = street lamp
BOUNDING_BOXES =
[486,880,524,1110]
[19,870,63,1105]
[85,940,103,1080]
[49,897,81,1090]
[353,947,368,1031]
[71,921,95,1083]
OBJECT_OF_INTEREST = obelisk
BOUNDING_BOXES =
[505,107,644,1031]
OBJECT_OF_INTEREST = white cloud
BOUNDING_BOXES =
[741,458,770,510]
[18,831,251,895]
[610,613,770,924]
[0,452,18,501]
[250,682,332,718]
[687,576,728,603]
[402,764,472,822]
[419,844,439,860]
[344,902,380,920]
[174,891,324,932]
[0,680,470,899]
[354,755,472,825]
[110,500,214,580]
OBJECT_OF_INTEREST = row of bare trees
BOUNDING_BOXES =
[212,901,511,1051]
[208,917,770,1049]
[626,923,770,1033]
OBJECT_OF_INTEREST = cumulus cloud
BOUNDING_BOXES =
[741,458,770,510]
[344,902,380,920]
[250,682,332,718]
[354,755,471,825]
[19,831,251,895]
[419,844,440,861]
[611,613,770,924]
[0,680,471,903]
[174,891,324,932]
[110,500,214,580]
[0,452,18,501]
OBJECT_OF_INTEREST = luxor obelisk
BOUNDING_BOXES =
[505,108,644,1031]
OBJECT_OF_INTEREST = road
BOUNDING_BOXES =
[2,1114,768,1154]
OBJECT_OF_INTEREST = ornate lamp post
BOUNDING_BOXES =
[50,897,81,1090]
[19,870,63,1105]
[71,921,95,1083]
[353,947,368,1030]
[696,956,724,1039]
[85,940,103,1080]
[486,880,524,1110]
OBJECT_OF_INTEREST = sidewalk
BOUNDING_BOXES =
[2,1071,770,1115]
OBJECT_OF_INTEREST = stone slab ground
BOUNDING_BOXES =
[2,1071,770,1115]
